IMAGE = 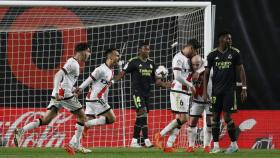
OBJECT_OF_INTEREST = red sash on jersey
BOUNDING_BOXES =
[187,72,204,98]
[97,70,114,99]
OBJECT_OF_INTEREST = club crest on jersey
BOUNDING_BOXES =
[215,56,219,60]
[150,64,153,69]
[139,64,142,67]
[228,54,232,59]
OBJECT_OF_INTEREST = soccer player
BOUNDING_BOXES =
[203,31,247,154]
[74,48,119,131]
[114,41,171,148]
[14,43,92,154]
[154,39,203,152]
[186,55,212,153]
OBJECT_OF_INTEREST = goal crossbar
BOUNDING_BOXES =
[0,1,211,7]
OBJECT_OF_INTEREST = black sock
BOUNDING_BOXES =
[133,117,142,139]
[226,120,237,142]
[212,121,220,142]
[141,117,148,139]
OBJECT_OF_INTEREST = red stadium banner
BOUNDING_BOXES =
[0,108,279,149]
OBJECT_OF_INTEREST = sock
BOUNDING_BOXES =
[231,141,238,148]
[203,125,212,147]
[212,121,220,142]
[70,122,84,147]
[133,116,142,139]
[166,128,180,147]
[22,119,41,132]
[85,116,106,127]
[131,138,138,144]
[214,141,219,148]
[160,119,180,136]
[187,126,197,147]
[226,119,237,142]
[141,117,148,139]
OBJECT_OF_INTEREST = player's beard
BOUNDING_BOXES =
[84,54,89,62]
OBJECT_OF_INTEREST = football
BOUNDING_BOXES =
[155,65,168,78]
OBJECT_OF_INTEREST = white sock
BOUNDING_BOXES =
[166,128,180,147]
[231,141,238,148]
[131,138,138,144]
[203,126,212,147]
[70,123,84,147]
[22,119,40,132]
[160,119,179,136]
[85,116,106,127]
[187,126,197,147]
[214,142,219,148]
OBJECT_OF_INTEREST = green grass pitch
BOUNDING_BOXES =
[0,148,279,158]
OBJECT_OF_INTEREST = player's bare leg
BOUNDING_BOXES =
[86,109,115,127]
[14,107,58,147]
[84,109,116,138]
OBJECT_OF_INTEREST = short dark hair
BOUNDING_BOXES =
[138,41,150,49]
[217,31,232,39]
[104,48,117,59]
[75,42,90,52]
[186,39,201,49]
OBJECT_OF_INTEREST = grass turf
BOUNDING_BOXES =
[0,147,280,158]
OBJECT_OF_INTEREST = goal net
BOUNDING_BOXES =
[0,1,212,148]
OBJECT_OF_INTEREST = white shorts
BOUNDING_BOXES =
[47,96,83,112]
[189,100,212,117]
[170,90,191,113]
[85,99,111,116]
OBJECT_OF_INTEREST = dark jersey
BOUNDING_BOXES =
[123,57,156,95]
[206,47,242,95]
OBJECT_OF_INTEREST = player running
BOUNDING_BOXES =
[74,48,119,132]
[14,43,92,154]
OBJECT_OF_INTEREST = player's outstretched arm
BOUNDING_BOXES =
[155,78,172,89]
[77,77,93,91]
[113,71,126,82]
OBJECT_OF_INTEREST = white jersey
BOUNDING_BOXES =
[51,57,80,98]
[171,51,192,93]
[86,63,114,101]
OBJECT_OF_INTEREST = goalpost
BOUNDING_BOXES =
[0,1,213,148]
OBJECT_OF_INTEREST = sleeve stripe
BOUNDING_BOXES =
[173,67,182,71]
[90,74,97,81]
[61,68,68,74]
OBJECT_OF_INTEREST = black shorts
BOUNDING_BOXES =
[132,93,150,113]
[210,90,237,113]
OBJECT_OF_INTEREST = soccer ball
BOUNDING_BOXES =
[155,65,168,78]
